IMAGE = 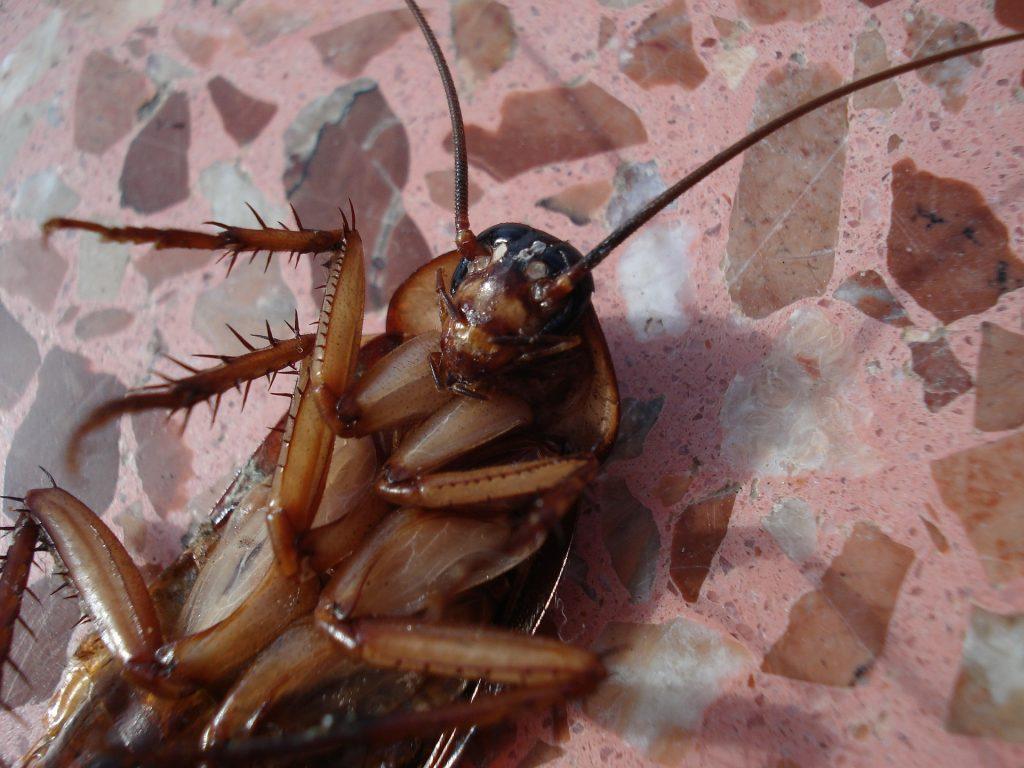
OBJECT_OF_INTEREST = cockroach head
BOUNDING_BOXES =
[436,223,593,385]
[403,0,1024,388]
[450,224,594,326]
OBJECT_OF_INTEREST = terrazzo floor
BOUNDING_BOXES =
[1,1,1022,766]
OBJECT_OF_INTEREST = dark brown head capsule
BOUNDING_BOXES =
[436,223,594,388]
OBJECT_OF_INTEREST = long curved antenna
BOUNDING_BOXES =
[403,0,479,258]
[582,31,1024,270]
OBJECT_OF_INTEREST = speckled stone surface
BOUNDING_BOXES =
[1,1,1022,766]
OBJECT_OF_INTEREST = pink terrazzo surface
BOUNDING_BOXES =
[1,1,1023,766]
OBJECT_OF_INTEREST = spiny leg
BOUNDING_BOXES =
[309,223,365,435]
[264,353,337,579]
[148,224,368,675]
[44,203,350,274]
[266,224,365,575]
[0,509,40,715]
[17,486,170,694]
[67,317,314,470]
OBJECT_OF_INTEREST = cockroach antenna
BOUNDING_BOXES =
[402,0,482,261]
[578,31,1024,273]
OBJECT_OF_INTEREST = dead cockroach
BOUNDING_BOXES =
[1,2,1022,766]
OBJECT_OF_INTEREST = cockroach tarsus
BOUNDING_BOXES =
[1,3,1021,767]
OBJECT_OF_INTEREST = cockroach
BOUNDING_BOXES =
[1,2,1021,766]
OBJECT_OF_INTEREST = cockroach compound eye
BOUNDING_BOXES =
[1,2,1021,767]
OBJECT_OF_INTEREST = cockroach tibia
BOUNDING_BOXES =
[1,2,1022,767]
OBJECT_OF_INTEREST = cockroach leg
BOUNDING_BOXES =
[299,490,389,574]
[380,393,534,484]
[308,226,365,435]
[0,513,39,714]
[377,454,593,509]
[149,557,318,689]
[320,463,591,623]
[317,617,604,692]
[318,509,515,621]
[333,331,454,436]
[145,345,386,692]
[42,217,223,250]
[267,227,364,574]
[201,617,360,747]
[426,461,597,612]
[67,328,314,470]
[152,683,591,767]
[43,204,348,274]
[19,487,169,693]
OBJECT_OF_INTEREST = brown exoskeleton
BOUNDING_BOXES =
[1,1,1022,765]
